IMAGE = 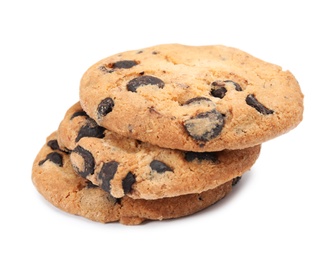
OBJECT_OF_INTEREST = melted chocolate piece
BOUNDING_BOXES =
[150,160,173,173]
[38,152,63,167]
[126,75,165,92]
[232,176,242,186]
[246,94,274,115]
[72,146,95,178]
[97,161,119,193]
[111,60,138,69]
[210,81,227,99]
[75,118,105,142]
[47,139,60,151]
[183,109,225,142]
[97,97,114,118]
[86,181,99,189]
[210,80,243,99]
[70,110,88,120]
[99,60,138,73]
[225,80,243,91]
[122,172,136,194]
[184,97,213,105]
[184,152,218,162]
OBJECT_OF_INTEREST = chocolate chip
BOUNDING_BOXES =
[97,97,114,118]
[122,172,136,194]
[183,109,224,142]
[111,60,138,69]
[38,152,63,167]
[232,176,242,186]
[184,97,213,105]
[70,110,88,120]
[210,80,242,98]
[99,60,138,73]
[184,152,218,162]
[150,160,173,173]
[210,81,227,99]
[225,80,243,91]
[75,118,105,142]
[47,139,60,151]
[72,146,95,178]
[97,161,119,193]
[246,94,274,115]
[86,181,99,189]
[126,75,165,92]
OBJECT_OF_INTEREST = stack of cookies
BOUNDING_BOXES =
[32,44,304,225]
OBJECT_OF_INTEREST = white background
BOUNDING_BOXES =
[1,0,335,259]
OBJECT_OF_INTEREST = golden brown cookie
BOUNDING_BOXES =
[58,102,260,199]
[32,132,237,225]
[79,44,304,151]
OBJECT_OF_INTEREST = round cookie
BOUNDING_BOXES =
[58,102,260,200]
[79,44,304,151]
[32,132,236,225]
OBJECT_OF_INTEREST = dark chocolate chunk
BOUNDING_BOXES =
[232,176,242,186]
[38,152,63,167]
[126,75,165,92]
[99,60,138,73]
[225,80,243,91]
[184,152,218,162]
[72,146,95,178]
[184,97,213,105]
[111,60,138,69]
[97,161,119,192]
[246,94,274,115]
[75,118,105,142]
[86,181,99,189]
[122,172,136,194]
[210,80,242,98]
[150,160,173,173]
[210,81,227,99]
[183,109,224,142]
[70,110,88,120]
[47,139,60,150]
[97,97,114,118]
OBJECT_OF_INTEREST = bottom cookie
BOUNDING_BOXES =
[32,132,239,225]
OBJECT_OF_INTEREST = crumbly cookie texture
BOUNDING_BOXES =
[58,102,260,199]
[32,132,235,225]
[79,43,304,151]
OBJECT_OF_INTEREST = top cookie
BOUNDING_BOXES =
[80,44,304,151]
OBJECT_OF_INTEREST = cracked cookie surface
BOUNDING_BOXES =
[79,44,304,151]
[58,102,260,200]
[32,132,235,225]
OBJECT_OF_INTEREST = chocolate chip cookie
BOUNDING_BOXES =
[58,102,260,199]
[32,132,236,225]
[79,44,304,151]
